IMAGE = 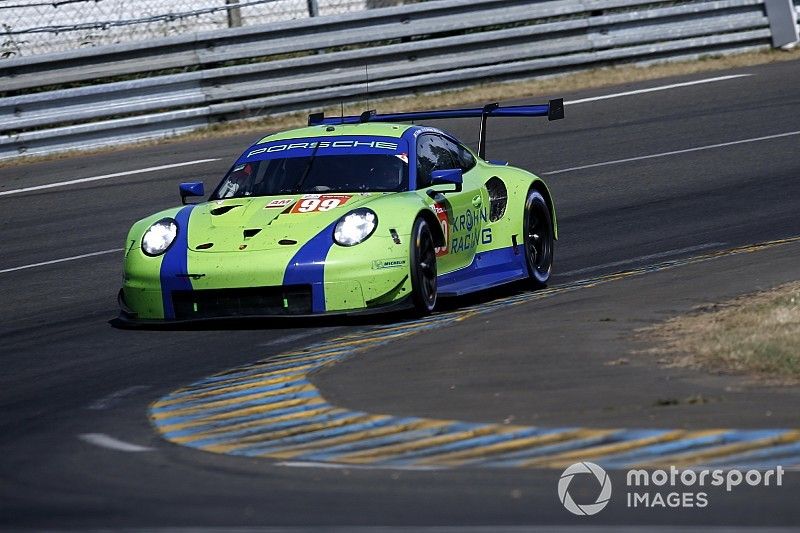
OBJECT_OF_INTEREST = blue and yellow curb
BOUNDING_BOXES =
[150,236,800,469]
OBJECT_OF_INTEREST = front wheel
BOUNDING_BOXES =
[410,217,437,314]
[523,189,554,287]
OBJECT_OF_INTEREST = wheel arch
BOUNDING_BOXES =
[417,209,446,248]
[529,179,558,240]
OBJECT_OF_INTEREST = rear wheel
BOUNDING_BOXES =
[410,217,437,314]
[523,189,554,287]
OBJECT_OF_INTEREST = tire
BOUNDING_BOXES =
[523,189,554,287]
[410,217,438,314]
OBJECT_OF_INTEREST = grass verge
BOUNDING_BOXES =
[2,46,799,169]
[640,281,800,384]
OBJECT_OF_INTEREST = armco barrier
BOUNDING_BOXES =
[1,0,797,160]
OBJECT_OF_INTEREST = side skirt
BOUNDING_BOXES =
[438,245,528,297]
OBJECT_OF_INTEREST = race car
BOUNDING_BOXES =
[118,101,563,322]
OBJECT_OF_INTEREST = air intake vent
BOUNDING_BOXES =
[243,229,262,239]
[210,205,241,216]
[485,177,508,222]
[172,285,313,319]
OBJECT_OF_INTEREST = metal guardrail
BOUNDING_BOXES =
[1,0,797,160]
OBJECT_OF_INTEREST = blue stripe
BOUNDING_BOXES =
[380,427,564,465]
[297,422,480,462]
[235,416,420,456]
[162,368,310,402]
[192,366,299,386]
[599,432,737,469]
[154,390,320,426]
[712,456,800,470]
[694,441,800,469]
[283,221,338,313]
[159,205,195,319]
[162,402,333,439]
[189,411,362,448]
[600,430,787,469]
[151,378,310,414]
[480,430,631,467]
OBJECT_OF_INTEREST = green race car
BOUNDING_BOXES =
[119,101,563,322]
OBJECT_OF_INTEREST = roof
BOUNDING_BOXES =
[257,122,416,144]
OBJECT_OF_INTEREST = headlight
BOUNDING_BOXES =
[333,209,377,246]
[141,218,178,256]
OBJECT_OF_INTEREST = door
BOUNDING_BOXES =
[416,133,483,274]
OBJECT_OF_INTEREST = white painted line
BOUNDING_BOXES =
[559,242,726,277]
[0,158,220,197]
[86,385,151,411]
[258,328,343,348]
[565,74,752,105]
[0,248,123,274]
[78,433,154,452]
[544,130,800,175]
[278,460,442,471]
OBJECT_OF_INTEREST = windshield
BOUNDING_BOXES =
[211,135,410,200]
[212,154,408,199]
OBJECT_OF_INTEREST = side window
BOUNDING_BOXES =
[416,134,458,189]
[438,135,476,173]
[456,143,476,172]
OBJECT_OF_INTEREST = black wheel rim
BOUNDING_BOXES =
[418,227,437,305]
[527,200,552,275]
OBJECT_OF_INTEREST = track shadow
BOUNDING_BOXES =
[108,279,539,332]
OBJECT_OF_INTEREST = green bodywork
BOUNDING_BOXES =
[121,123,556,320]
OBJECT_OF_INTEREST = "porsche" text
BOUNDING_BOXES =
[248,140,399,158]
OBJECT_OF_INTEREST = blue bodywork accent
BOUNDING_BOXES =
[283,221,338,313]
[438,245,529,297]
[431,168,463,186]
[179,182,204,198]
[159,205,195,319]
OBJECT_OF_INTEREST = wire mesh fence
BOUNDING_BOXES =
[0,0,417,58]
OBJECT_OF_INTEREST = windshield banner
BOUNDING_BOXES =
[240,136,409,162]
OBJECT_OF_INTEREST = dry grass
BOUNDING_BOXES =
[3,47,799,169]
[640,281,800,384]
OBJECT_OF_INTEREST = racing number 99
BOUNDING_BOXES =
[297,198,342,212]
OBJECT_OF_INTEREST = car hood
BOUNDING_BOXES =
[186,193,387,252]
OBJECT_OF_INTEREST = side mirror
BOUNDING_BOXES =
[429,169,463,195]
[179,182,204,205]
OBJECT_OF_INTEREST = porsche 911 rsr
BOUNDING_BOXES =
[119,101,563,322]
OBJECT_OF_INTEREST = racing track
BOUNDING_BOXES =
[1,58,800,529]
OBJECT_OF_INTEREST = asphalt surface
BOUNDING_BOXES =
[1,58,799,529]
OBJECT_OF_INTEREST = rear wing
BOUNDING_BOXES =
[308,99,564,160]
